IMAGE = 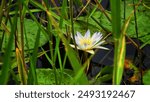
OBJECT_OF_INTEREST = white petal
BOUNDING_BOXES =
[75,32,85,46]
[95,46,109,50]
[92,36,101,45]
[92,32,102,40]
[76,31,83,39]
[91,32,99,40]
[84,29,90,38]
[75,35,80,45]
[70,44,88,52]
[85,50,95,54]
[92,33,103,45]
[70,44,80,49]
[94,40,105,47]
[97,32,103,37]
[71,32,81,43]
[80,44,87,50]
[76,40,86,49]
[70,44,75,48]
[70,44,95,54]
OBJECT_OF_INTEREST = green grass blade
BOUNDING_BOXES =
[111,0,121,40]
[16,48,27,84]
[113,37,125,85]
[0,12,18,84]
[27,29,41,84]
[111,0,124,85]
[41,47,59,84]
[42,1,88,84]
[111,0,134,84]
[0,0,6,24]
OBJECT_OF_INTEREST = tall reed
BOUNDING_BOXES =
[111,0,125,84]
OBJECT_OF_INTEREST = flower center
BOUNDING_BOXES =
[79,38,92,49]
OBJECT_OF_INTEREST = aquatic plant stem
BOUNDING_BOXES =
[19,2,28,84]
[111,0,125,85]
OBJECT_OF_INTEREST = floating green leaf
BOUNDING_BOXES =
[36,69,74,85]
[143,70,150,85]
[0,18,48,52]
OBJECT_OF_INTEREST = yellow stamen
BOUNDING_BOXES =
[79,39,92,47]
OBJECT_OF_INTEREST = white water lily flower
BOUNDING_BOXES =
[70,30,109,54]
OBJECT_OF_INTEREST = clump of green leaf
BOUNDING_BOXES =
[36,69,74,85]
[143,70,150,85]
[0,18,48,53]
[123,1,150,44]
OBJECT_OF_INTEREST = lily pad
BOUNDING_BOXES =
[143,70,150,85]
[0,18,49,54]
[121,1,150,45]
[36,68,74,85]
